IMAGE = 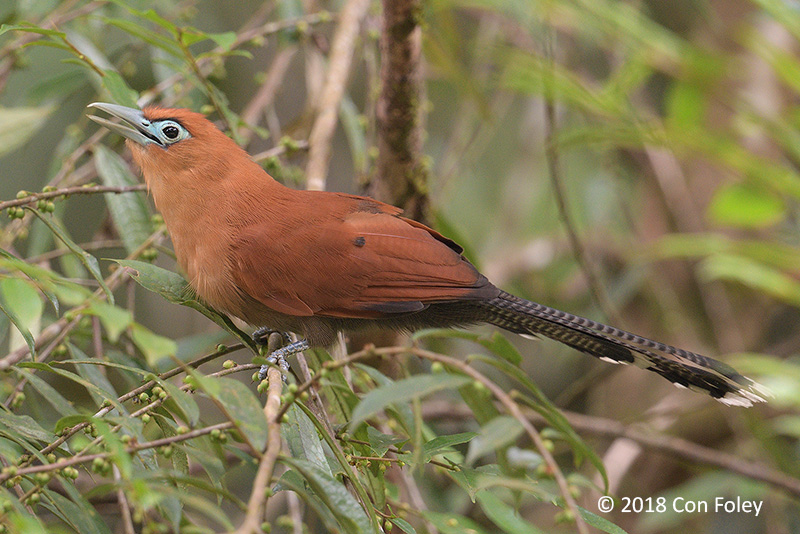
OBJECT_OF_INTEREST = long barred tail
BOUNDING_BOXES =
[479,291,768,407]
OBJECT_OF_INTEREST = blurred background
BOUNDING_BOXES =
[0,0,799,532]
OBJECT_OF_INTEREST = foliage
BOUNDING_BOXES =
[0,0,796,533]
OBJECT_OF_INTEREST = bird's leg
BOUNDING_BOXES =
[258,339,310,380]
[252,327,293,347]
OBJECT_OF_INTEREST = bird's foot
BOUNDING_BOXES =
[252,327,293,347]
[258,339,310,381]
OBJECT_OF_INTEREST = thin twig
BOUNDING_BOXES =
[541,31,622,326]
[305,0,371,191]
[0,226,164,372]
[0,184,147,212]
[113,465,136,534]
[240,47,298,145]
[423,400,800,498]
[410,347,590,534]
[235,334,285,534]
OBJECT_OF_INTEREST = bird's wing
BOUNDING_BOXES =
[231,203,492,319]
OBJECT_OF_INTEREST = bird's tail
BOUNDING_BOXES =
[477,291,768,407]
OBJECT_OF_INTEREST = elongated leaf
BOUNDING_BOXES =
[20,362,123,412]
[283,457,373,534]
[700,253,800,307]
[0,411,55,443]
[350,374,471,429]
[423,432,476,462]
[85,300,132,343]
[0,24,66,38]
[0,106,53,158]
[477,491,547,534]
[283,403,331,475]
[130,323,177,367]
[160,379,199,427]
[115,260,255,350]
[466,416,523,465]
[708,182,785,229]
[390,518,418,534]
[26,209,113,303]
[102,17,183,58]
[94,145,151,254]
[42,487,110,534]
[367,426,408,457]
[15,369,76,417]
[191,374,267,451]
[69,345,117,406]
[414,329,522,364]
[578,506,629,534]
[422,511,490,534]
[0,286,36,356]
[101,70,139,108]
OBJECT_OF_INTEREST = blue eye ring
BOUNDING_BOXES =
[154,120,190,145]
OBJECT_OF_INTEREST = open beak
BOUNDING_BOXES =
[87,103,164,147]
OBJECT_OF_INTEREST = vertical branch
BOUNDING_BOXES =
[368,0,428,221]
[542,31,623,326]
[305,0,371,191]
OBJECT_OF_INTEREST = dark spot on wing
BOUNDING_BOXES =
[357,200,384,214]
[353,236,366,247]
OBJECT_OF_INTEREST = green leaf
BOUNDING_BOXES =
[389,518,418,534]
[0,411,55,443]
[102,17,183,58]
[476,491,547,534]
[41,489,110,534]
[0,278,42,353]
[160,379,199,427]
[700,253,800,307]
[115,260,256,350]
[423,432,476,462]
[367,426,408,457]
[0,106,53,158]
[578,506,630,534]
[84,300,132,343]
[26,209,113,304]
[422,511,490,534]
[349,374,471,429]
[101,70,139,108]
[666,81,706,132]
[207,31,237,50]
[283,403,332,475]
[465,416,524,465]
[115,260,191,302]
[283,457,373,534]
[0,24,66,38]
[708,182,785,228]
[94,147,152,254]
[69,345,118,405]
[21,361,123,412]
[130,323,177,367]
[15,369,76,417]
[191,374,267,451]
[340,97,367,173]
[412,329,522,365]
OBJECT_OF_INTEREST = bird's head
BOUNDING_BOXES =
[87,103,242,187]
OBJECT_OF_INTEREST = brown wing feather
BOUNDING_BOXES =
[230,193,488,319]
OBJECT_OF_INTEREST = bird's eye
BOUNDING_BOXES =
[154,120,189,145]
[163,125,179,139]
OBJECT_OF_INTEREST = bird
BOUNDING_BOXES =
[86,102,768,407]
